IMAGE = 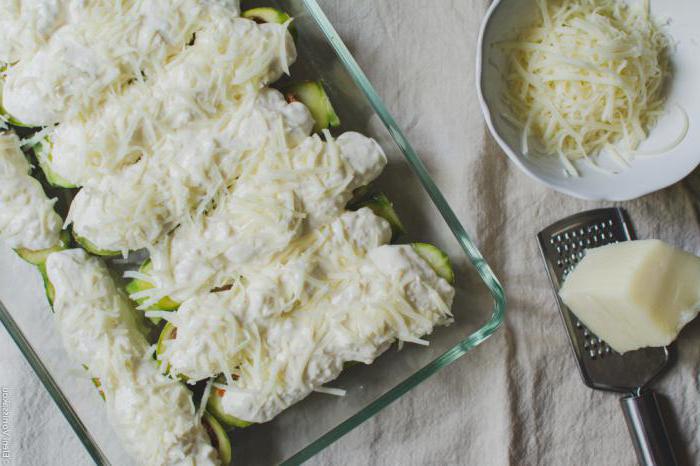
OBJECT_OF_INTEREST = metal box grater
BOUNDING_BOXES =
[538,207,677,466]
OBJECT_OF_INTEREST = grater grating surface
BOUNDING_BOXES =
[537,208,670,393]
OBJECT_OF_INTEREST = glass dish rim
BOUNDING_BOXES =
[0,1,506,464]
[281,1,506,463]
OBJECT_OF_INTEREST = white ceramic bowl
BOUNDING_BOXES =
[476,0,700,200]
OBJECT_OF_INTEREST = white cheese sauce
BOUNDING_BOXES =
[1,0,241,126]
[66,88,310,252]
[141,131,387,304]
[1,0,457,456]
[221,243,454,423]
[50,17,296,185]
[57,18,299,252]
[154,209,454,423]
[46,249,220,466]
[0,132,61,250]
[157,208,393,381]
[0,0,84,64]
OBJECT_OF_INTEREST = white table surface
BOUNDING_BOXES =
[2,1,699,465]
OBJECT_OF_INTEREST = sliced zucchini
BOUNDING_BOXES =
[156,322,177,360]
[73,232,120,257]
[284,81,340,132]
[155,322,189,381]
[352,193,405,240]
[38,263,56,306]
[0,72,32,128]
[16,230,71,266]
[33,139,77,188]
[242,7,291,25]
[0,107,30,128]
[202,412,232,466]
[207,386,254,429]
[0,73,31,128]
[126,261,179,313]
[16,230,71,307]
[411,243,455,284]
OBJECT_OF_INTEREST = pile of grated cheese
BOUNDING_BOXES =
[502,0,672,175]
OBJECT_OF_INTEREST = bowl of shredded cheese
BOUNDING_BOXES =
[477,0,700,200]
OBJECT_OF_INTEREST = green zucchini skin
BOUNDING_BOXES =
[155,322,189,383]
[156,322,177,358]
[73,232,120,257]
[0,68,33,128]
[242,7,296,40]
[350,192,405,240]
[126,261,179,314]
[33,139,77,188]
[283,81,340,133]
[202,412,232,465]
[411,243,455,284]
[15,230,72,307]
[0,108,31,128]
[38,263,56,306]
[15,230,71,266]
[242,7,291,24]
[206,386,254,429]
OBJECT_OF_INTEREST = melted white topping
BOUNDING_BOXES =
[141,131,386,303]
[0,132,61,250]
[46,249,219,466]
[154,209,454,423]
[66,87,310,253]
[56,18,300,252]
[1,0,456,449]
[158,209,393,380]
[2,0,241,126]
[50,17,297,186]
[0,0,86,64]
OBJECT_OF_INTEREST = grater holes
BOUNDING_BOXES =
[545,214,627,362]
[574,321,614,360]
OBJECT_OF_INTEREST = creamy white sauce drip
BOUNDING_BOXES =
[46,249,220,466]
[0,132,61,250]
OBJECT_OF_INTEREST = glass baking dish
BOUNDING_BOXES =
[0,0,506,464]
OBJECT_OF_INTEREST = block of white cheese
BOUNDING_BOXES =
[559,240,700,354]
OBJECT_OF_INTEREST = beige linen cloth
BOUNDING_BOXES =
[0,1,698,465]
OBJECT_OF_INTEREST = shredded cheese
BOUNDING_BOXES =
[46,249,220,466]
[157,209,455,423]
[501,0,673,175]
[1,1,242,126]
[1,0,458,452]
[0,132,62,250]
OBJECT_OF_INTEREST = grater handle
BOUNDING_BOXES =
[620,390,678,466]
